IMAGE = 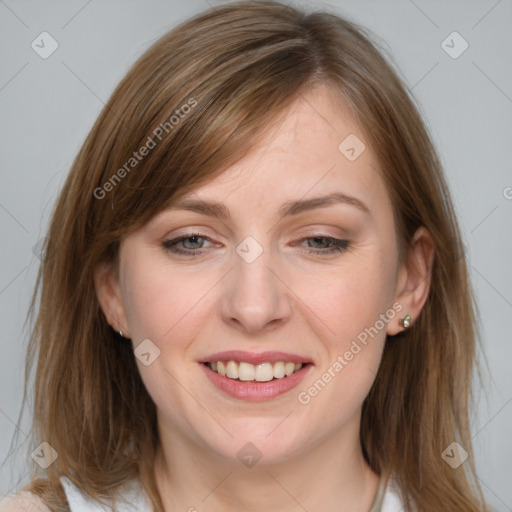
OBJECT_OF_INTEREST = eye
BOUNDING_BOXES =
[162,233,213,256]
[162,233,351,257]
[296,236,350,255]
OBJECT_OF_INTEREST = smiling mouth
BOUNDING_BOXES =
[204,360,309,382]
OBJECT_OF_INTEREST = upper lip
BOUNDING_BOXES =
[199,350,313,365]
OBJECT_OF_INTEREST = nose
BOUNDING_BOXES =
[219,242,293,334]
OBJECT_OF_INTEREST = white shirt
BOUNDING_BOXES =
[0,474,406,511]
[58,474,406,512]
[59,476,152,511]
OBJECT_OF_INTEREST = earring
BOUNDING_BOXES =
[399,315,412,329]
[119,330,124,337]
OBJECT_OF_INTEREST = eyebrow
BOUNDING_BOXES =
[168,192,371,221]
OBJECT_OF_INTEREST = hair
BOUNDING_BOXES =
[9,1,488,511]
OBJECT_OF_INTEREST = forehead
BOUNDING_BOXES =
[169,85,389,220]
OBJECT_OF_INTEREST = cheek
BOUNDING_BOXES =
[295,275,389,432]
[121,261,214,435]
[122,258,209,344]
[299,252,395,402]
[321,258,394,344]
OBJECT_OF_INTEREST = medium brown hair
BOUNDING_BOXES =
[12,1,487,510]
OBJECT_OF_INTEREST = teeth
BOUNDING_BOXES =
[226,360,238,379]
[255,362,274,382]
[273,361,285,378]
[208,360,304,381]
[238,362,255,381]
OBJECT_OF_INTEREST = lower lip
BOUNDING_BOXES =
[200,363,313,401]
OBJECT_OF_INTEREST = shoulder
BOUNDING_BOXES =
[381,476,408,512]
[0,491,52,512]
[60,476,152,512]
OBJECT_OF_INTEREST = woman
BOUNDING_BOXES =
[1,1,489,511]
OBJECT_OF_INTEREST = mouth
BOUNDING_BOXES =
[204,360,306,382]
[199,351,313,401]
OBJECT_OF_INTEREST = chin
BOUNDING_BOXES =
[199,417,313,466]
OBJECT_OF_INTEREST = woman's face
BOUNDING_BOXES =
[100,85,411,465]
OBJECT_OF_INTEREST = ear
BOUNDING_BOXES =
[387,226,435,336]
[93,260,130,337]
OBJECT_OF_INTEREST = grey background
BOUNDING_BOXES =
[1,0,511,509]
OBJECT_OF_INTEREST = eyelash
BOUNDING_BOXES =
[162,233,350,257]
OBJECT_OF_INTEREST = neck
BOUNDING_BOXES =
[153,413,381,512]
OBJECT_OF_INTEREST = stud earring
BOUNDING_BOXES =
[119,330,124,337]
[399,315,412,329]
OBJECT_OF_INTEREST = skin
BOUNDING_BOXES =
[95,84,434,511]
